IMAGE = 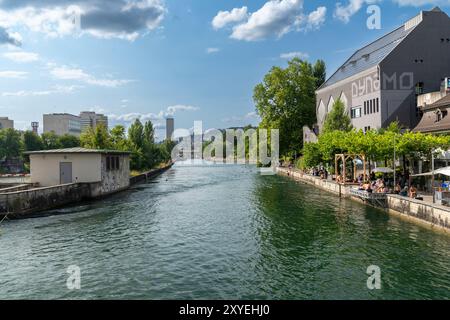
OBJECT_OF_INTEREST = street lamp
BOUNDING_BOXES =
[393,133,396,188]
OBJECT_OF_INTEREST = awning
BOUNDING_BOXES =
[372,167,394,173]
[410,166,450,177]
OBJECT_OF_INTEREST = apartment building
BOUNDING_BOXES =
[0,117,14,130]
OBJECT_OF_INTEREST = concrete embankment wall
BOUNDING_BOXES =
[0,163,175,219]
[277,167,450,232]
[130,163,174,185]
[0,183,90,218]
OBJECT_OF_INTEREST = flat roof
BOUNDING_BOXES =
[24,147,131,155]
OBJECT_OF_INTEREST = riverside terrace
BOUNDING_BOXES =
[277,167,450,232]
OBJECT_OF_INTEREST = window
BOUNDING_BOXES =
[364,101,367,115]
[370,100,373,114]
[115,156,120,170]
[436,109,448,122]
[351,107,361,119]
[415,82,424,95]
[106,156,111,171]
[376,98,379,113]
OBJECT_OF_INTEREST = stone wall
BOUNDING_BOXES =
[129,163,174,185]
[0,183,90,218]
[387,195,450,230]
[90,154,130,198]
[277,167,351,197]
[277,167,450,232]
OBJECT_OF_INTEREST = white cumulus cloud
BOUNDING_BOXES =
[212,1,326,41]
[0,0,167,41]
[280,51,309,60]
[50,65,133,88]
[109,104,199,123]
[206,47,220,54]
[3,51,39,63]
[0,70,28,79]
[212,6,248,29]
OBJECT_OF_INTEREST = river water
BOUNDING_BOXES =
[0,164,449,300]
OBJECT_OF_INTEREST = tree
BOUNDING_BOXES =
[0,129,22,160]
[254,57,320,156]
[322,99,352,134]
[313,59,326,89]
[58,134,80,148]
[128,119,145,150]
[144,120,155,145]
[93,124,111,149]
[110,125,128,150]
[41,132,62,150]
[80,124,111,149]
[23,131,43,152]
[301,142,322,169]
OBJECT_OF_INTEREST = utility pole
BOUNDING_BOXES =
[393,134,396,188]
[432,151,435,204]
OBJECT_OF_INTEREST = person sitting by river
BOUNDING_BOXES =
[399,186,408,197]
[409,185,418,199]
[394,183,402,194]
[376,183,386,193]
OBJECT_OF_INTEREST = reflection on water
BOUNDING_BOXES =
[0,165,449,299]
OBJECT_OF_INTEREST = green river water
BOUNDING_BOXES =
[0,164,449,299]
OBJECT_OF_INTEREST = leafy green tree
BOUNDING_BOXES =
[322,99,352,134]
[110,125,128,150]
[301,142,322,169]
[128,119,145,150]
[80,124,111,149]
[144,120,155,145]
[23,131,43,152]
[0,129,23,160]
[41,131,62,150]
[93,124,111,149]
[58,134,80,148]
[254,57,321,156]
[313,59,326,88]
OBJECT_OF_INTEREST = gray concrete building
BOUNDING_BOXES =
[166,117,174,141]
[43,113,82,136]
[310,7,450,141]
[0,117,14,130]
[80,111,109,132]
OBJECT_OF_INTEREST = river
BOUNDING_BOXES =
[0,163,449,299]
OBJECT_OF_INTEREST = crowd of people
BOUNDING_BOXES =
[305,166,419,199]
[357,175,418,198]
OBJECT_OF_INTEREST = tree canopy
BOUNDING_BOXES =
[254,57,326,157]
[0,120,172,173]
[322,99,352,134]
[300,124,450,173]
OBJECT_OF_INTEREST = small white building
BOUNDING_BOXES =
[25,148,131,196]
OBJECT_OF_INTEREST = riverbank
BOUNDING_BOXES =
[277,167,450,233]
[0,162,174,219]
[130,162,174,185]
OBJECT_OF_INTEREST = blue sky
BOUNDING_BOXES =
[0,0,449,139]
